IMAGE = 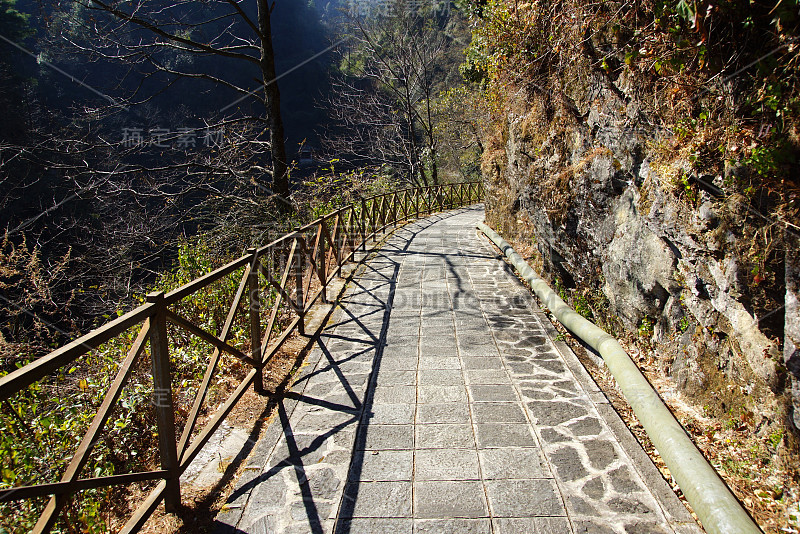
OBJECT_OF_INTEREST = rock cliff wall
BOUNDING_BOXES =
[482,72,798,437]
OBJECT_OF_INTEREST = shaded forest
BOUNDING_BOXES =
[0,0,475,355]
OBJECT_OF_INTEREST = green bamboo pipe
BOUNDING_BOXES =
[477,222,761,534]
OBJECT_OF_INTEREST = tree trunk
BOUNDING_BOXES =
[403,83,426,187]
[257,0,290,204]
[429,146,438,185]
[422,59,438,185]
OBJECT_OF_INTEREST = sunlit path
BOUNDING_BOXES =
[214,206,700,534]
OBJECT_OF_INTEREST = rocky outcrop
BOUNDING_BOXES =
[483,68,795,431]
[787,234,800,430]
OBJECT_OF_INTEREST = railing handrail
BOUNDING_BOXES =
[0,182,478,401]
[0,180,484,533]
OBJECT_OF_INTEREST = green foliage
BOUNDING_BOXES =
[553,277,568,302]
[150,238,244,338]
[554,277,618,336]
[740,141,797,180]
[432,86,486,180]
[0,340,148,532]
[638,316,655,339]
[573,295,593,320]
[675,171,699,204]
[0,0,30,41]
[459,0,520,84]
[296,167,397,222]
[0,233,258,532]
[769,430,784,450]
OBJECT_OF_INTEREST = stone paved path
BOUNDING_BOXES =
[215,206,702,534]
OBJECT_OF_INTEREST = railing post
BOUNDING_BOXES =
[343,208,353,265]
[424,187,430,215]
[146,291,180,512]
[361,199,368,252]
[247,248,264,395]
[319,221,328,304]
[294,234,306,335]
[341,210,351,273]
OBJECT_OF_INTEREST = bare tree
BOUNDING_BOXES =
[53,0,291,201]
[0,93,287,326]
[431,80,490,182]
[324,6,450,186]
[1,0,319,344]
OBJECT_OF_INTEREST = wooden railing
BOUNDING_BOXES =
[0,181,483,532]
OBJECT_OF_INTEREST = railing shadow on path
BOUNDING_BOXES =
[333,207,486,533]
[213,209,474,533]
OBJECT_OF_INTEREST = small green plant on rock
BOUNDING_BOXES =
[638,316,655,338]
[768,430,784,450]
[574,295,593,320]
